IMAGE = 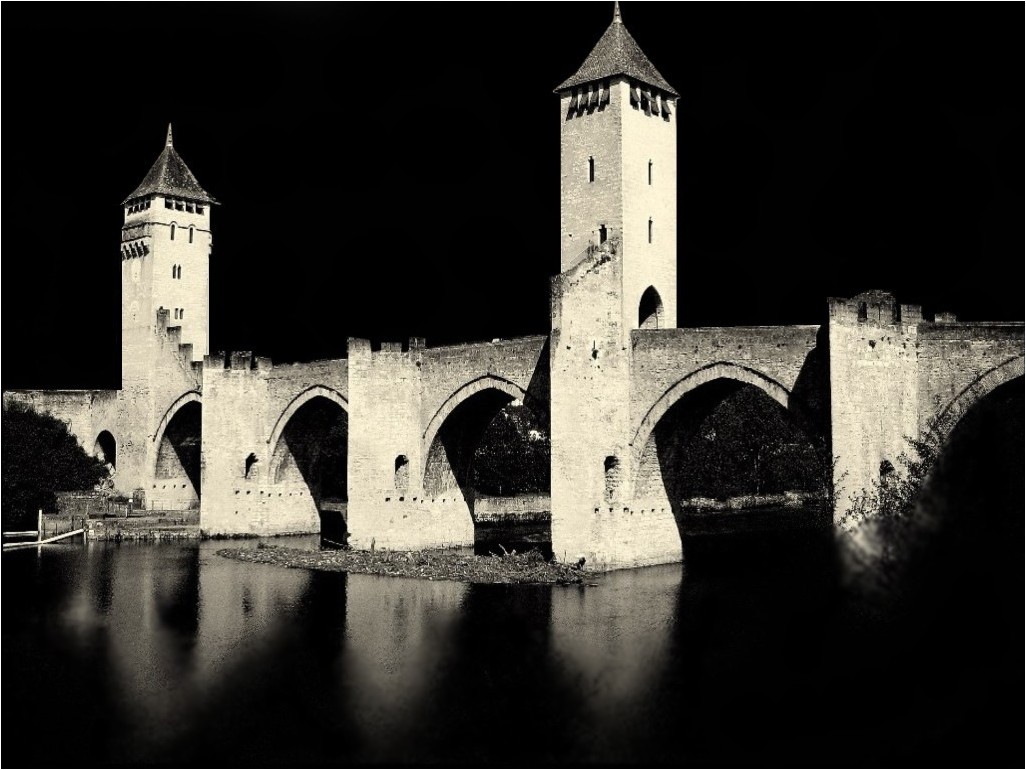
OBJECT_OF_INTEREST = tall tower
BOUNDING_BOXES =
[550,3,680,568]
[121,125,215,363]
[557,1,678,333]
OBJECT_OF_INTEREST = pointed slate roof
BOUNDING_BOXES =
[122,124,217,205]
[556,2,678,97]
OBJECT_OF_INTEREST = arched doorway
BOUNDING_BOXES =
[154,401,201,510]
[634,377,829,541]
[639,286,664,329]
[93,430,117,493]
[93,430,116,470]
[424,387,550,555]
[269,395,348,544]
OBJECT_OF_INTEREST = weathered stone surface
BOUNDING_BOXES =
[3,12,1021,572]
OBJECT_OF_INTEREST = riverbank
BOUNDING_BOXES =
[217,543,594,585]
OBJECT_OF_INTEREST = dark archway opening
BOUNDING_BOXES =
[154,401,201,510]
[93,430,117,494]
[636,379,830,541]
[639,286,664,329]
[424,390,551,556]
[852,376,1024,757]
[271,396,348,546]
[93,430,116,471]
[904,375,1024,579]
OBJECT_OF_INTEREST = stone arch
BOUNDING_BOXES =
[268,391,348,507]
[631,362,791,467]
[153,390,202,448]
[638,286,664,329]
[421,374,550,513]
[152,391,202,510]
[266,385,348,452]
[422,374,528,460]
[93,430,117,470]
[932,356,1025,442]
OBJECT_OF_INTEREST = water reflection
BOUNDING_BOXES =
[2,477,1021,768]
[341,575,467,749]
[550,565,679,713]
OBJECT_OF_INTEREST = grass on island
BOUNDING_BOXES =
[217,543,594,585]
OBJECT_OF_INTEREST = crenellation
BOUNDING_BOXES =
[230,351,253,370]
[5,6,1021,570]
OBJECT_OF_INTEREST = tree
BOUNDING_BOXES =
[2,403,106,528]
[474,404,550,496]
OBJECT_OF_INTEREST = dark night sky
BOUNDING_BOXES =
[3,2,1022,390]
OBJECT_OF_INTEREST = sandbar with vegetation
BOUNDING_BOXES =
[217,543,594,585]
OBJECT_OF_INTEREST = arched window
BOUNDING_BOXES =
[648,159,653,185]
[604,456,620,502]
[639,286,664,329]
[857,302,868,322]
[648,217,653,243]
[394,455,409,492]
[174,308,179,320]
[93,431,117,471]
[170,223,176,241]
[189,226,194,244]
[588,156,595,183]
[598,224,608,244]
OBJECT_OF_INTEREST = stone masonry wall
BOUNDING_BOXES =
[621,79,677,332]
[200,353,348,536]
[347,338,473,551]
[550,245,633,568]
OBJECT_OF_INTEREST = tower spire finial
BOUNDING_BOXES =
[613,1,622,23]
[166,123,174,147]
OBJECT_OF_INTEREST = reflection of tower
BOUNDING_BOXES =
[121,125,216,362]
[551,4,680,567]
[557,1,678,333]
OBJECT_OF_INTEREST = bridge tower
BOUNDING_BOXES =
[121,125,216,367]
[557,0,678,334]
[550,3,680,567]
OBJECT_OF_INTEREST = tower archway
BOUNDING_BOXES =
[153,399,202,510]
[639,286,664,329]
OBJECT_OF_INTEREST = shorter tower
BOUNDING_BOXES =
[121,125,216,363]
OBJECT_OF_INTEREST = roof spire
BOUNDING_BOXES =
[122,124,216,205]
[555,2,678,96]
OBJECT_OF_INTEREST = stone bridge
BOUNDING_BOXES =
[7,289,1020,570]
[4,4,1022,571]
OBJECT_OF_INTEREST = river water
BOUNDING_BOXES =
[1,521,1019,767]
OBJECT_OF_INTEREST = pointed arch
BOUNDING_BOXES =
[933,356,1025,441]
[266,385,349,451]
[421,374,528,456]
[93,430,117,470]
[639,286,664,329]
[152,390,202,447]
[630,362,791,467]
